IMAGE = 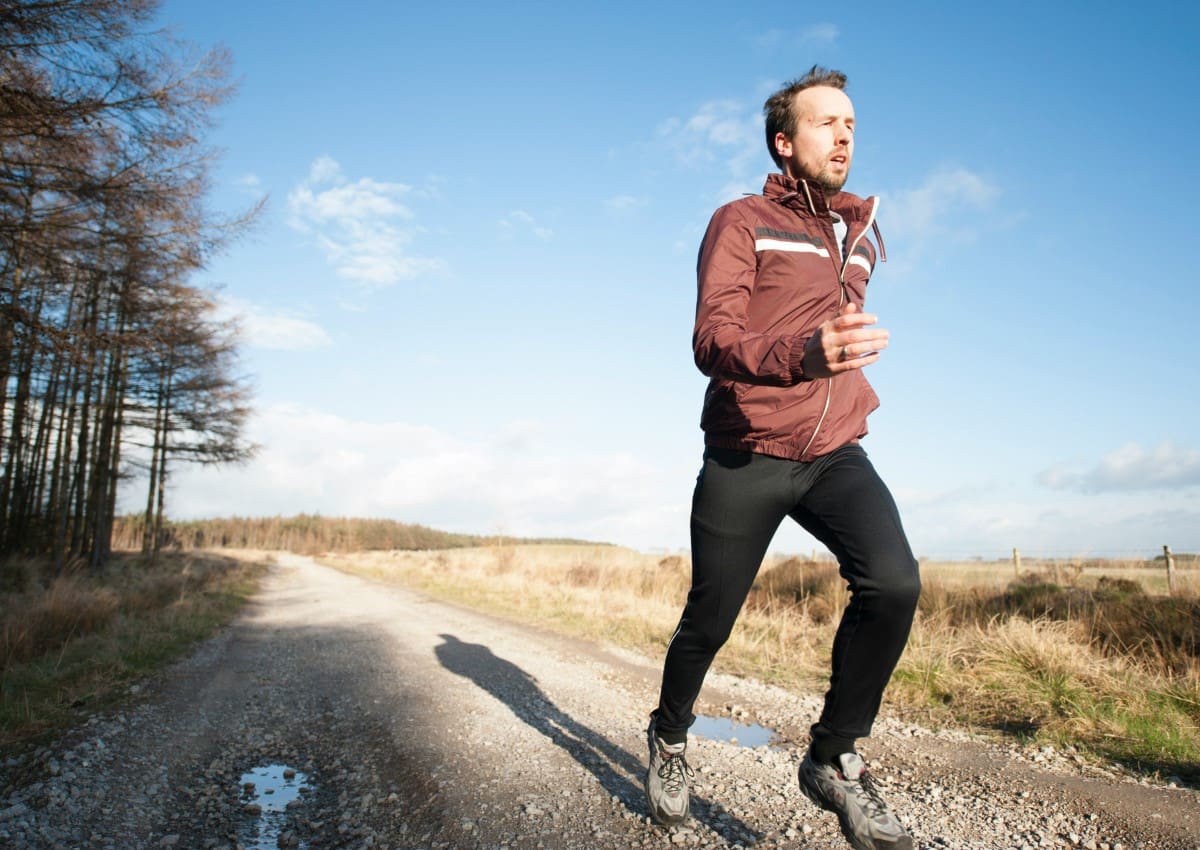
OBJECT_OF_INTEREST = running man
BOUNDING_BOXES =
[645,66,921,850]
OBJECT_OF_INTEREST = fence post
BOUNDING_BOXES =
[1164,544,1177,596]
[1012,547,1021,577]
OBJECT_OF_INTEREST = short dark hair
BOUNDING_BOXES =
[763,66,849,169]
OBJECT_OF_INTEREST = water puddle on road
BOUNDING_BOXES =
[692,715,782,750]
[238,764,310,850]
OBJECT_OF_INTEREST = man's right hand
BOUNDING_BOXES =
[801,302,889,380]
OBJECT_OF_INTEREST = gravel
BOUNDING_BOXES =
[1,553,1197,850]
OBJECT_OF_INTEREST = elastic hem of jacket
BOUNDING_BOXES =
[703,434,863,464]
[704,435,818,463]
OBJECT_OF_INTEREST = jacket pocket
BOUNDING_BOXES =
[700,379,746,433]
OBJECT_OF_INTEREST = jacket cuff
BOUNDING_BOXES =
[789,337,812,383]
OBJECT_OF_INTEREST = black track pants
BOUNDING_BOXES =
[654,444,921,745]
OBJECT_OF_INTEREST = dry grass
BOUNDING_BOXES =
[321,545,695,660]
[322,546,1200,780]
[919,559,1200,596]
[0,551,268,749]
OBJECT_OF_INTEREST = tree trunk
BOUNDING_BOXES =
[151,367,173,563]
[143,366,167,555]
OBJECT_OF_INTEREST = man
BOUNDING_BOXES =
[644,66,921,850]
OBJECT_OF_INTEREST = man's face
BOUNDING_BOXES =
[775,86,855,193]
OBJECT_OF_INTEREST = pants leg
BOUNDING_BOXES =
[789,445,921,742]
[654,448,793,742]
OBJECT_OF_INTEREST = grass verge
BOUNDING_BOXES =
[0,551,268,751]
[320,546,1200,782]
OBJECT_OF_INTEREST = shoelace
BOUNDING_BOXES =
[851,769,892,820]
[656,748,695,794]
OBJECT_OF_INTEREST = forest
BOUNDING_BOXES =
[0,0,256,572]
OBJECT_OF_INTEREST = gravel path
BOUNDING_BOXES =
[1,553,1197,850]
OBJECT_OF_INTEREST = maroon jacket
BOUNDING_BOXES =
[694,173,885,462]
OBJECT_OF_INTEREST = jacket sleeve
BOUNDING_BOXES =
[692,205,810,386]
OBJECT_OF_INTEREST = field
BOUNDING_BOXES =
[918,557,1200,596]
[4,541,1195,781]
[319,545,1200,781]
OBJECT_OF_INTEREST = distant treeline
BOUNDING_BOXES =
[110,514,606,554]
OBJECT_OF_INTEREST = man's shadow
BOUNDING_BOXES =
[434,634,762,843]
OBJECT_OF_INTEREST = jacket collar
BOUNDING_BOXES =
[762,172,874,222]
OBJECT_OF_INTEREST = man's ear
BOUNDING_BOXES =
[773,131,792,161]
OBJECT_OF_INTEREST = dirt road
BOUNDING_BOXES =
[1,554,1197,850]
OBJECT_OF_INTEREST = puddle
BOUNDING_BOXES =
[238,764,310,850]
[691,715,782,749]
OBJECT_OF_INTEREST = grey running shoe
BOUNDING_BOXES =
[798,751,912,850]
[644,715,692,826]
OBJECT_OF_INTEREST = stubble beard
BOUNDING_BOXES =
[815,164,849,194]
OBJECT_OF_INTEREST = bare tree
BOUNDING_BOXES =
[126,283,255,559]
[1,0,260,569]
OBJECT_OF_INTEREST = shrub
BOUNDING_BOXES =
[916,571,1200,677]
[748,558,844,623]
[1094,576,1145,599]
[564,562,601,587]
[1,577,120,666]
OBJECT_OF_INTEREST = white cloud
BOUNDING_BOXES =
[287,156,445,288]
[1040,442,1200,493]
[658,99,764,178]
[135,404,686,550]
[715,180,756,204]
[294,181,411,222]
[499,209,553,239]
[801,23,840,44]
[881,168,997,242]
[755,28,785,49]
[756,24,839,49]
[877,168,998,273]
[686,102,748,146]
[875,481,1200,561]
[236,173,264,197]
[605,194,647,211]
[307,154,341,185]
[115,403,1200,559]
[334,298,369,314]
[216,297,332,351]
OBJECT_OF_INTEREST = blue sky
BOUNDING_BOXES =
[137,0,1200,559]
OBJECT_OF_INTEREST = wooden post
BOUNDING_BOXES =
[1164,545,1177,596]
[1012,547,1021,577]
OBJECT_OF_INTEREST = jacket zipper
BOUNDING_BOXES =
[799,194,879,458]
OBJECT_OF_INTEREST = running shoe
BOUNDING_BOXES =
[798,751,912,850]
[644,713,693,826]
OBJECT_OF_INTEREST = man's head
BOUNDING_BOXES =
[763,66,855,193]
